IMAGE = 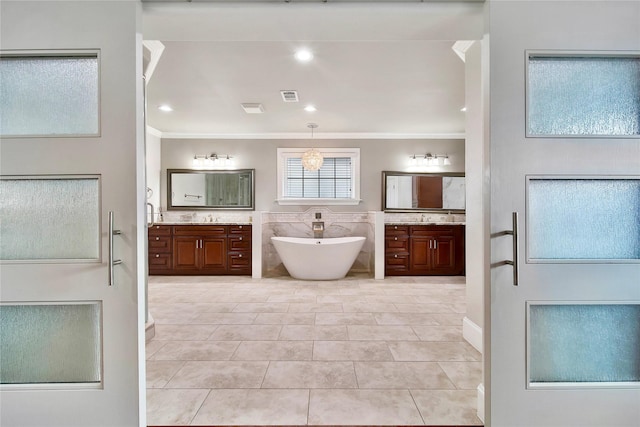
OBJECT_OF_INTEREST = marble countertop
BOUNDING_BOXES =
[153,221,252,225]
[385,222,465,225]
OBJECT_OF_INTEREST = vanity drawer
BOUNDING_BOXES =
[149,225,172,236]
[173,225,227,236]
[385,225,409,236]
[149,253,172,270]
[228,224,251,235]
[385,254,410,273]
[229,236,251,251]
[228,251,251,273]
[385,236,409,252]
[149,235,172,252]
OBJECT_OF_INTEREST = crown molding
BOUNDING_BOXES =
[159,132,465,140]
[146,126,163,137]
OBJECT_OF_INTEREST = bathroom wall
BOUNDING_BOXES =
[262,207,375,276]
[160,137,465,212]
[146,127,162,212]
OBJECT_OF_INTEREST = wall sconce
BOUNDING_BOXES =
[192,153,234,168]
[409,153,451,167]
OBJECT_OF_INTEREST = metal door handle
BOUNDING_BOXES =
[505,212,519,286]
[147,202,154,228]
[108,211,122,287]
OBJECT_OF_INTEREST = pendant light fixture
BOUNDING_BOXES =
[301,123,324,171]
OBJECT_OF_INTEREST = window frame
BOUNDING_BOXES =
[276,147,361,205]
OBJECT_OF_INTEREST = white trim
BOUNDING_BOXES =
[477,383,485,423]
[463,316,483,353]
[452,40,476,62]
[276,198,362,206]
[142,40,165,81]
[160,132,466,140]
[146,126,162,137]
[374,211,385,280]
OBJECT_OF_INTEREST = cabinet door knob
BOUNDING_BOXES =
[239,237,243,241]
[155,254,159,258]
[238,254,243,258]
[394,226,398,229]
[155,237,160,240]
[394,237,398,241]
[394,254,398,258]
[239,225,243,229]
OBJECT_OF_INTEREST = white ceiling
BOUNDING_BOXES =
[142,2,484,138]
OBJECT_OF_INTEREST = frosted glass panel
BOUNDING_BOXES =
[528,56,640,136]
[0,177,100,260]
[0,303,101,384]
[529,304,640,383]
[528,179,640,260]
[0,55,99,136]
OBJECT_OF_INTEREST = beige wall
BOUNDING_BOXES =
[160,138,466,213]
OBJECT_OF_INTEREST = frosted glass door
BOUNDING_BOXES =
[527,178,640,261]
[0,54,99,137]
[528,304,640,386]
[527,54,640,137]
[0,303,101,385]
[490,4,640,426]
[0,3,142,426]
[0,177,100,261]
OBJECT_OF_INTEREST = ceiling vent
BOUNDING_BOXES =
[280,90,299,103]
[241,103,264,114]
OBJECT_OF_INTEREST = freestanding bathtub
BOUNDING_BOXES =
[271,236,366,280]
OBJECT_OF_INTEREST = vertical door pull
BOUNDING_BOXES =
[147,202,155,228]
[108,211,122,287]
[504,212,519,286]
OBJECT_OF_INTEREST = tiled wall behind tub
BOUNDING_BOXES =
[262,207,375,277]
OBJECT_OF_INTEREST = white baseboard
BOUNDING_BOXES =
[477,383,485,423]
[145,313,156,342]
[463,316,482,353]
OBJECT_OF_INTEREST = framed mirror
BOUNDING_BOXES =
[167,169,255,210]
[382,171,465,212]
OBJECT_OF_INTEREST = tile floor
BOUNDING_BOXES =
[146,274,483,426]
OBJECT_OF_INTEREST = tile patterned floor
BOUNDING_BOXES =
[146,274,482,426]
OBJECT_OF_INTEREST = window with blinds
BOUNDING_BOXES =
[276,147,360,205]
[285,157,352,199]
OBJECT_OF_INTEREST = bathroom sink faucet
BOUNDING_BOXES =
[312,221,324,239]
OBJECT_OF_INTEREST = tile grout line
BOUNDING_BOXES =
[408,388,427,426]
[187,388,214,426]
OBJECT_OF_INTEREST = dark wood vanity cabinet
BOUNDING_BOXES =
[385,224,464,276]
[148,224,251,275]
[148,225,173,272]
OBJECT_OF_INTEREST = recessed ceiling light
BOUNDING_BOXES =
[294,49,313,62]
[304,105,317,112]
[158,104,173,112]
[460,107,467,112]
[241,103,265,114]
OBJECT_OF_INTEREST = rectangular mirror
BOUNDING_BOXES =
[167,169,255,210]
[382,171,465,212]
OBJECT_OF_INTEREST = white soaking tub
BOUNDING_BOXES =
[271,236,366,280]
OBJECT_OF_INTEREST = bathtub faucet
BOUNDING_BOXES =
[312,221,324,239]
